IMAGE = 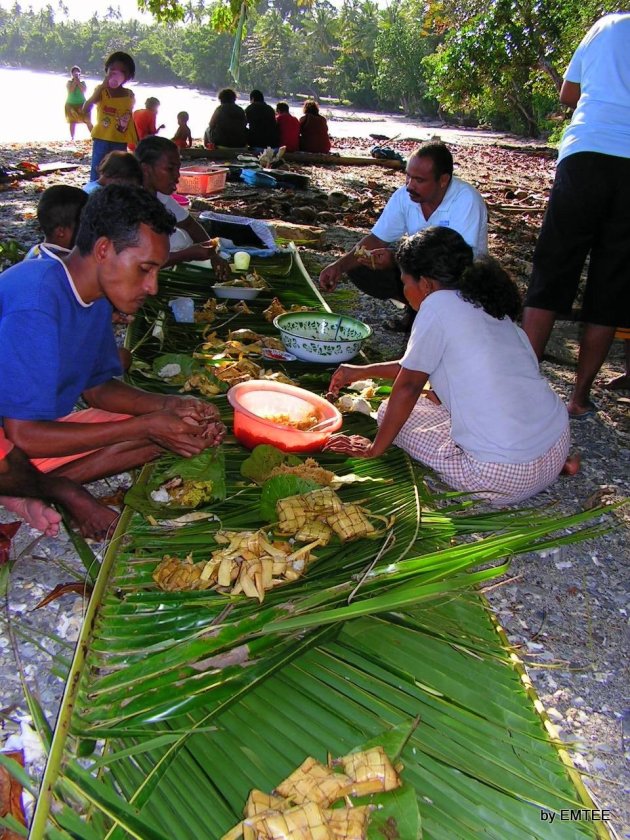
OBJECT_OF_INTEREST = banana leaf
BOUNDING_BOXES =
[29,248,611,839]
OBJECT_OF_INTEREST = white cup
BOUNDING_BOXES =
[234,251,251,271]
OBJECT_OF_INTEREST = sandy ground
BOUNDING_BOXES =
[0,136,628,836]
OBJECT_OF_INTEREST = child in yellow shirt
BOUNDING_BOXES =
[84,51,138,181]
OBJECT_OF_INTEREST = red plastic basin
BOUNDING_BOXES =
[228,380,342,453]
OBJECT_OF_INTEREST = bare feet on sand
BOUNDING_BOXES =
[561,454,581,476]
[0,483,118,541]
[0,496,62,537]
[52,479,119,540]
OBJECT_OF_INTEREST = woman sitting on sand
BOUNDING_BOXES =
[299,100,331,154]
[325,227,578,505]
[134,136,229,278]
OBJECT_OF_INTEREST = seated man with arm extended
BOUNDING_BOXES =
[0,184,225,509]
[319,142,488,331]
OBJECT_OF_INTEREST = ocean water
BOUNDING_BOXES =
[1,66,451,145]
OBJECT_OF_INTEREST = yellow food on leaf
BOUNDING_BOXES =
[221,745,400,840]
[338,747,401,797]
[263,297,287,322]
[276,489,392,544]
[194,299,220,324]
[199,528,318,602]
[294,519,333,546]
[245,790,290,819]
[326,504,375,543]
[268,459,336,487]
[303,487,343,515]
[261,336,286,351]
[245,802,333,840]
[232,300,253,315]
[153,554,209,591]
[156,477,215,508]
[276,496,310,534]
[181,373,223,397]
[274,757,354,807]
[324,806,373,840]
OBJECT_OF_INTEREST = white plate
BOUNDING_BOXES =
[211,285,262,300]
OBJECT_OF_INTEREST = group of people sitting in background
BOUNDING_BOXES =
[66,53,333,168]
[203,88,331,153]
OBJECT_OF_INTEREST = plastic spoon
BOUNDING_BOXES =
[309,416,339,433]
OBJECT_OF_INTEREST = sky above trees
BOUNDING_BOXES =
[0,0,150,20]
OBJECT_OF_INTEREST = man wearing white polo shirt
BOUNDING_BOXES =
[319,142,488,331]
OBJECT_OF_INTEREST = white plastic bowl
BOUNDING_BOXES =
[211,285,263,300]
[273,311,371,363]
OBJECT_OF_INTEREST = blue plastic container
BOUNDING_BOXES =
[240,169,277,188]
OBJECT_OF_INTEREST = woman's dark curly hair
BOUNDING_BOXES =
[98,151,143,184]
[396,227,521,321]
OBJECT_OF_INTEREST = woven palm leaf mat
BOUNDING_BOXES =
[28,248,609,839]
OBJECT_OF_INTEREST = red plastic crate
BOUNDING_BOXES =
[177,167,228,195]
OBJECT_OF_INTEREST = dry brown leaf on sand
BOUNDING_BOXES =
[0,750,27,840]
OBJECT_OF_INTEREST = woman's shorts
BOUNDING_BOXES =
[0,429,14,461]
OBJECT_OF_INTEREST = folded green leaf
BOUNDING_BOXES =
[241,444,302,483]
[162,448,226,496]
[366,784,421,840]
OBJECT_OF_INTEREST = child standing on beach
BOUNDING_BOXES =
[172,111,193,149]
[65,66,92,140]
[83,51,138,181]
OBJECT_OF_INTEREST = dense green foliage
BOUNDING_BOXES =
[0,0,622,134]
[423,0,619,135]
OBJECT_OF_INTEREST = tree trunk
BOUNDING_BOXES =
[537,57,563,93]
[508,88,539,137]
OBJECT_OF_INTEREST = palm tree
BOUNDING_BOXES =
[303,2,339,64]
